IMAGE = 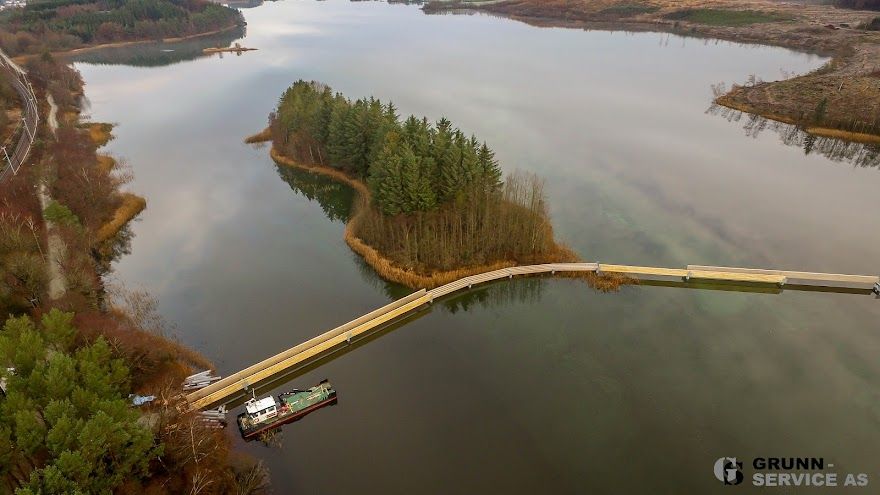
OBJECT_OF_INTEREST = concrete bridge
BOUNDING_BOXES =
[184,262,879,411]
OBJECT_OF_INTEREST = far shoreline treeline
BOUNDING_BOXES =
[259,80,626,290]
[0,0,243,57]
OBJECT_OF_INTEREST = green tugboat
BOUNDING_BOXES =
[237,379,337,440]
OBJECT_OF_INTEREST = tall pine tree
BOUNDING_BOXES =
[369,132,407,215]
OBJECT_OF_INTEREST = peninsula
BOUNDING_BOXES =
[425,0,880,143]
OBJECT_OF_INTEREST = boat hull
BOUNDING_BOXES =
[237,393,337,440]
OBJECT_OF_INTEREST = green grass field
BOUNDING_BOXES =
[664,8,792,27]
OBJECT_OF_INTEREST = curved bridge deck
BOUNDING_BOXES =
[185,262,879,411]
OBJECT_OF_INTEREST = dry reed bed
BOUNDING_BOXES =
[244,127,272,144]
[96,192,145,242]
[96,154,116,173]
[716,96,880,145]
[86,122,113,147]
[803,126,880,145]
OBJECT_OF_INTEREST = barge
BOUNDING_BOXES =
[237,379,337,440]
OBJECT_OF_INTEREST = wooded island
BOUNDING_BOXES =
[264,80,577,287]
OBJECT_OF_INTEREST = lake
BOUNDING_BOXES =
[74,1,880,492]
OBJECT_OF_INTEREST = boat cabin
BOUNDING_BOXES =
[244,396,278,423]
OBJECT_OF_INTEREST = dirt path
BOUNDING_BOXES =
[40,94,67,300]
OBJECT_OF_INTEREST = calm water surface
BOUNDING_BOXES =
[74,1,880,493]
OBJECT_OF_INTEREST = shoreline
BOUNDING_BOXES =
[0,3,267,490]
[715,97,880,145]
[96,192,147,243]
[11,22,243,63]
[260,135,584,289]
[424,1,880,142]
[80,122,147,243]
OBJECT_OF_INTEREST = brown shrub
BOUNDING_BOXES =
[72,310,211,391]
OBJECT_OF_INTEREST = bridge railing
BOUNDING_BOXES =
[185,289,428,406]
[427,263,600,299]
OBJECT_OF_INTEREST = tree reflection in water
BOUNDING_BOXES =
[274,164,355,224]
[274,160,551,309]
[707,103,880,169]
[66,25,247,68]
